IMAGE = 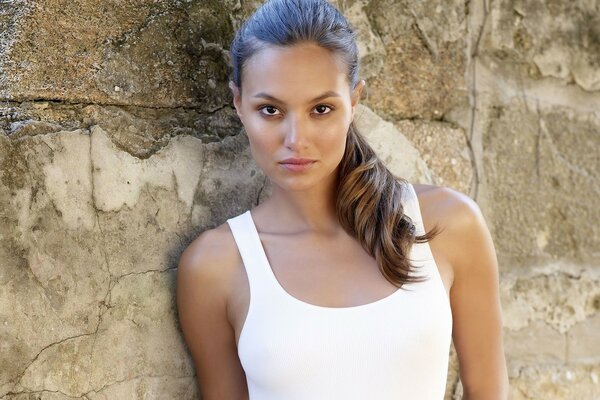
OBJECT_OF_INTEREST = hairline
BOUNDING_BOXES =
[234,39,355,94]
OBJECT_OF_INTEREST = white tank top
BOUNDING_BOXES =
[226,183,452,399]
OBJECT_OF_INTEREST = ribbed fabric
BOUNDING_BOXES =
[226,183,452,400]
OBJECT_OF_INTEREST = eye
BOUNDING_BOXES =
[313,104,333,115]
[258,105,281,117]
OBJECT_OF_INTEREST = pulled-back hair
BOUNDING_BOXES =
[229,0,439,287]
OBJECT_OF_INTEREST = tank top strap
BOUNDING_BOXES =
[401,182,444,288]
[401,182,426,236]
[226,210,277,300]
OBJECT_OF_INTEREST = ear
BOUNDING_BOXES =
[229,81,243,119]
[350,79,366,120]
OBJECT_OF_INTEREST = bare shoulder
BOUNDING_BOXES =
[176,221,250,397]
[413,184,495,272]
[411,183,491,271]
[411,183,482,226]
[413,183,485,234]
[412,184,506,395]
[177,221,240,300]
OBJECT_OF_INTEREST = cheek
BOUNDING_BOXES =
[241,111,271,140]
[320,119,350,149]
[243,121,279,164]
[247,131,276,157]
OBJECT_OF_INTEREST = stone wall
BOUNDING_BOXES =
[0,0,598,399]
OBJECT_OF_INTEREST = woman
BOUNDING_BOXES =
[176,0,508,398]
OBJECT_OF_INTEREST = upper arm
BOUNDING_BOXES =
[415,185,508,400]
[176,228,248,400]
[443,192,509,398]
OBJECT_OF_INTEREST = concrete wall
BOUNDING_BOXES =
[0,0,598,398]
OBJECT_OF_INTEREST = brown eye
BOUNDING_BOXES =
[314,105,333,115]
[259,105,281,116]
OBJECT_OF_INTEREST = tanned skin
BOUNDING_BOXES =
[176,42,508,400]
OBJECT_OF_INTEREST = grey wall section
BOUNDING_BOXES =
[0,0,598,399]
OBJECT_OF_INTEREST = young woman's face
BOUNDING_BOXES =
[230,42,364,192]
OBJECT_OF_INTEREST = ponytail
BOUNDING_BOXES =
[336,123,441,287]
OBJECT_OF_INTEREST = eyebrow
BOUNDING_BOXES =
[252,90,341,104]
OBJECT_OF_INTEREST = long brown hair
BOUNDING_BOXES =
[230,0,440,287]
[337,123,440,286]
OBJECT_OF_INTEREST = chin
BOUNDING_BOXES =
[272,178,319,193]
[269,168,338,193]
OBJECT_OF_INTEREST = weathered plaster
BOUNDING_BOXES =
[1,0,598,398]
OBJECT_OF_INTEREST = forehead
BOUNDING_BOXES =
[242,42,350,101]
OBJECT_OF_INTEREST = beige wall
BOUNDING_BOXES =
[0,0,598,398]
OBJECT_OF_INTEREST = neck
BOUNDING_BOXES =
[257,171,342,236]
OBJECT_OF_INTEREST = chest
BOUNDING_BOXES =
[226,232,452,348]
[234,260,453,400]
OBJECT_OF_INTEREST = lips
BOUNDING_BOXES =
[279,158,316,165]
[278,158,317,172]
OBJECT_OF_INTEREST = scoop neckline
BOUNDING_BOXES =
[245,209,411,312]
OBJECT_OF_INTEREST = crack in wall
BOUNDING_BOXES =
[1,388,82,399]
[534,101,542,179]
[6,331,99,396]
[466,0,489,202]
[409,8,438,62]
[5,263,178,398]
[113,267,178,283]
[88,211,112,394]
[2,374,194,400]
[84,132,109,394]
[0,97,232,112]
[80,373,194,399]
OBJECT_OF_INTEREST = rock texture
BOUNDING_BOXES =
[1,0,598,399]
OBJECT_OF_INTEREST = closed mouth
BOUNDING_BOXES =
[279,159,316,165]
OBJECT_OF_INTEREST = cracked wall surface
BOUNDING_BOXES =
[1,0,598,399]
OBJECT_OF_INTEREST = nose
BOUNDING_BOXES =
[283,114,309,150]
